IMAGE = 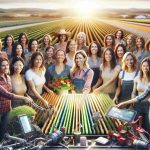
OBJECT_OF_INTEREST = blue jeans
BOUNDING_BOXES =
[0,112,9,141]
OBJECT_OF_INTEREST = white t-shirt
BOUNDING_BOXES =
[66,54,73,68]
[25,69,46,96]
[119,70,137,80]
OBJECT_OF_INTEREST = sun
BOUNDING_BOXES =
[74,1,98,17]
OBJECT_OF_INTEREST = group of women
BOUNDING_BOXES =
[0,28,150,140]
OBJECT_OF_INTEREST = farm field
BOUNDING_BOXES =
[121,19,150,24]
[0,18,149,47]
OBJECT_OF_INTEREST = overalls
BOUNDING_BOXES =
[118,71,138,103]
[72,69,90,93]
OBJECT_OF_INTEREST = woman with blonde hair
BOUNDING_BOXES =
[93,48,121,98]
[113,52,138,103]
[71,50,94,93]
[126,34,136,52]
[76,32,89,55]
[41,34,52,52]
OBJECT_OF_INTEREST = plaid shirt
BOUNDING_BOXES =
[0,75,13,113]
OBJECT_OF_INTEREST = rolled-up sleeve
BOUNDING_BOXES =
[136,85,150,102]
[0,85,14,100]
[83,69,94,93]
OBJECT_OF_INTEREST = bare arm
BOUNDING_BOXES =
[26,80,48,108]
[117,98,137,108]
[131,78,138,98]
[113,79,121,103]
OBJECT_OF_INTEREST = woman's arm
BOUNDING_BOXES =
[83,69,94,94]
[43,84,53,94]
[113,79,121,103]
[93,66,120,94]
[131,78,138,98]
[26,80,48,108]
[0,85,33,104]
[117,98,137,108]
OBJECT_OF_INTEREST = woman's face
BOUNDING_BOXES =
[136,39,142,48]
[44,36,50,45]
[91,43,98,55]
[125,55,134,68]
[127,36,132,45]
[77,34,84,44]
[34,55,43,68]
[142,61,149,74]
[6,37,13,47]
[56,50,65,63]
[116,31,122,39]
[75,53,85,67]
[60,34,66,42]
[117,46,124,58]
[16,45,23,57]
[21,35,27,44]
[106,36,113,46]
[0,61,9,74]
[68,40,76,52]
[13,60,24,74]
[31,40,38,52]
[105,50,112,62]
[46,48,53,58]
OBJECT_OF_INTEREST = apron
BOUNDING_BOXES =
[72,69,90,93]
[118,71,138,103]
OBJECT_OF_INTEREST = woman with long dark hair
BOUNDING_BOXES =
[93,48,121,98]
[2,34,14,59]
[88,41,102,88]
[18,32,29,54]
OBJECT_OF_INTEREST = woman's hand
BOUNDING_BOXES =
[43,100,49,109]
[113,96,118,104]
[93,88,100,95]
[47,89,53,94]
[24,96,33,104]
[116,102,128,109]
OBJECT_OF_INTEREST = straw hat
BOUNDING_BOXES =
[52,29,71,37]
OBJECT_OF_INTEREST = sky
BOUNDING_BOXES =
[0,0,150,9]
